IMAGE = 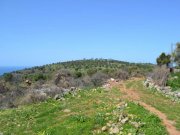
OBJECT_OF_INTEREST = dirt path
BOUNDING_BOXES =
[110,80,180,135]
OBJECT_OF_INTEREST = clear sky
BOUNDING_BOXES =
[0,0,180,66]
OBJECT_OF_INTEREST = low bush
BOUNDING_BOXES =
[149,66,169,86]
[24,73,47,82]
[114,69,129,80]
[3,73,13,82]
[91,72,108,86]
[18,91,47,105]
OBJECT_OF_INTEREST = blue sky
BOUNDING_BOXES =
[0,0,180,66]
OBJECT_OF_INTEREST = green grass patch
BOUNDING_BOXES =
[167,72,180,91]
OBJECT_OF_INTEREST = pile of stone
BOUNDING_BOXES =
[102,78,119,90]
[93,102,145,135]
[143,77,180,101]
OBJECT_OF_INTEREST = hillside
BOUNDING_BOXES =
[0,59,153,109]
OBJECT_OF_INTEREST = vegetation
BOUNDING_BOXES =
[167,72,180,91]
[0,87,167,135]
[156,53,171,67]
[3,73,13,82]
[149,66,169,86]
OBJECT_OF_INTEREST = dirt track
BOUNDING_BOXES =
[110,79,180,135]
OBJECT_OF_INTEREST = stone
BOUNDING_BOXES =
[102,126,108,131]
[109,127,119,134]
[63,109,71,113]
[119,131,123,135]
[107,123,111,127]
[70,87,76,91]
[54,94,60,100]
[106,113,111,116]
[110,78,115,81]
[131,122,140,128]
[121,117,129,124]
[177,93,180,98]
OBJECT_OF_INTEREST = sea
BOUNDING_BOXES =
[0,67,27,76]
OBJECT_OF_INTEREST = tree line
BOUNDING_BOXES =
[156,42,180,67]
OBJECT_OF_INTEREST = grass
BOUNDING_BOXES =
[126,80,180,130]
[0,87,167,135]
[167,72,180,91]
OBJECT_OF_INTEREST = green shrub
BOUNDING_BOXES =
[24,73,47,82]
[167,72,180,91]
[75,71,82,78]
[3,73,13,82]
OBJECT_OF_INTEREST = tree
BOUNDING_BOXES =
[174,42,180,66]
[156,53,171,67]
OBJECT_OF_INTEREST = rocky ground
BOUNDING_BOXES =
[144,77,180,102]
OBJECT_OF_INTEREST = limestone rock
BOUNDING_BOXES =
[109,126,119,134]
[63,109,71,113]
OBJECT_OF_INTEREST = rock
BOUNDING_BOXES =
[110,78,115,81]
[60,97,65,101]
[106,122,112,127]
[54,94,61,100]
[121,117,129,124]
[106,113,111,116]
[119,131,123,135]
[131,122,140,128]
[109,127,119,134]
[102,126,108,131]
[116,102,127,110]
[177,93,180,98]
[63,109,71,113]
[25,79,32,86]
[70,87,76,91]
[145,82,149,87]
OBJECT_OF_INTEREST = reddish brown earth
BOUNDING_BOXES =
[108,78,180,135]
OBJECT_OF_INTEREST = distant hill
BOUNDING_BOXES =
[0,59,154,109]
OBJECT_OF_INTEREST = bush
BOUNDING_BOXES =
[75,71,83,78]
[87,68,97,76]
[91,72,108,86]
[33,73,47,81]
[18,91,47,105]
[0,83,7,94]
[167,72,180,91]
[24,73,47,82]
[3,73,13,82]
[149,66,169,86]
[114,69,129,80]
[54,69,72,85]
